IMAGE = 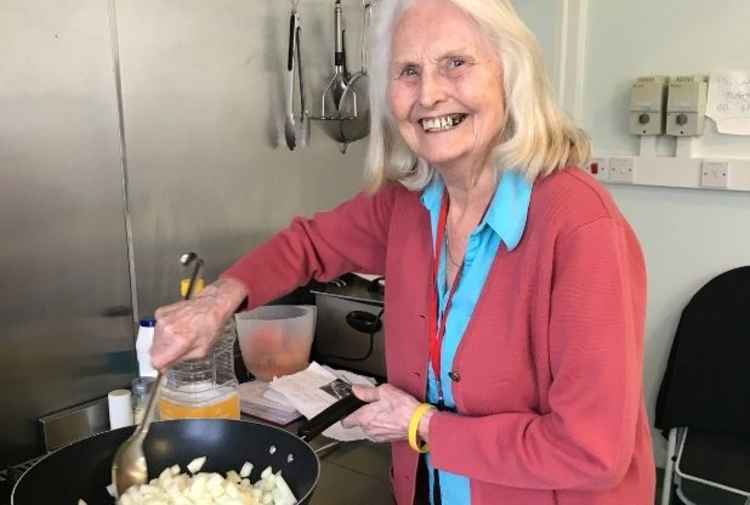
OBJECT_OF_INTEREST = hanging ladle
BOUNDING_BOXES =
[337,0,372,146]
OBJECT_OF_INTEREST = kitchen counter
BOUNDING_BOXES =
[312,440,393,505]
[242,413,393,505]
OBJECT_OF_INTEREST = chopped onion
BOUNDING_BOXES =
[186,456,207,474]
[112,457,297,505]
[239,461,253,478]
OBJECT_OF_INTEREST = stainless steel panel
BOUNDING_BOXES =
[0,1,135,467]
[38,397,110,452]
[116,1,367,316]
[313,295,386,379]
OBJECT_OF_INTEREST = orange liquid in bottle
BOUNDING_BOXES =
[159,390,240,420]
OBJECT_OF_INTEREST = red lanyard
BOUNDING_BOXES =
[428,193,464,380]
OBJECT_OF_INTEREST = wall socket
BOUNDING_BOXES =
[700,160,730,189]
[609,157,636,184]
[585,157,609,181]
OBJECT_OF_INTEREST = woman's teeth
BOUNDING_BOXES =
[420,114,467,132]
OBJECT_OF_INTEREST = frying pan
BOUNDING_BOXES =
[12,394,365,505]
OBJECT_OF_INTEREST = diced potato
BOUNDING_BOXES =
[112,456,296,505]
[226,470,241,484]
[158,467,173,485]
[231,481,244,497]
[273,472,297,505]
[239,462,253,478]
[187,456,207,474]
[260,466,273,480]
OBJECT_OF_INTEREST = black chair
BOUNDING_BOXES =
[655,266,750,505]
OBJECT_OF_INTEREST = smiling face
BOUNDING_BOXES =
[388,0,506,173]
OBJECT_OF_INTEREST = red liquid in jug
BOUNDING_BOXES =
[239,327,311,382]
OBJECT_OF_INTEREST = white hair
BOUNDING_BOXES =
[364,0,591,191]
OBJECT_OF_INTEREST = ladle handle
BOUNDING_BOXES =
[134,372,165,438]
[287,13,296,72]
[334,0,344,67]
[360,2,372,71]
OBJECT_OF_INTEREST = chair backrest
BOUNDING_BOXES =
[655,266,750,435]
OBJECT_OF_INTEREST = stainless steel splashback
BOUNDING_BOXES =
[116,0,366,316]
[0,0,368,468]
[0,1,136,467]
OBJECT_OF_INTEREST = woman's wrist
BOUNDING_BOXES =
[418,408,435,443]
[202,277,248,318]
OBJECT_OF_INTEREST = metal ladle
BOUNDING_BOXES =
[337,0,372,146]
[111,252,203,497]
[316,0,353,152]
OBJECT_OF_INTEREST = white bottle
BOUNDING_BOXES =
[136,318,158,378]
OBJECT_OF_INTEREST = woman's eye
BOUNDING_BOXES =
[399,65,419,78]
[448,57,466,69]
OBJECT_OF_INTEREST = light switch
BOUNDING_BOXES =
[629,76,669,136]
[666,75,708,137]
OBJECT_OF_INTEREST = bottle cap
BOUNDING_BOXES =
[139,318,156,328]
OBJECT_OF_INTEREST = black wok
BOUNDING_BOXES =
[12,394,365,505]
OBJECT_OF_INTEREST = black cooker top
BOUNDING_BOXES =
[310,273,385,306]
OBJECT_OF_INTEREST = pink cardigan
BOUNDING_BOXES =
[223,168,656,505]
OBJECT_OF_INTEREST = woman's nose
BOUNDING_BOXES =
[418,70,447,109]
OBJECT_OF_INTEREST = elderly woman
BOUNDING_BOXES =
[152,0,655,504]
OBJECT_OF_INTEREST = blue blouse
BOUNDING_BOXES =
[420,169,532,505]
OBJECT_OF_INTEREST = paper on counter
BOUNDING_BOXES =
[353,272,381,282]
[707,71,750,135]
[269,362,376,441]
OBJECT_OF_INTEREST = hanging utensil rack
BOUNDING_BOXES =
[285,0,375,154]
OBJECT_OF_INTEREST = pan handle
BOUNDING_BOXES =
[296,394,366,442]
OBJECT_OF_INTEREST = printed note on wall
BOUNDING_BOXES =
[707,71,750,135]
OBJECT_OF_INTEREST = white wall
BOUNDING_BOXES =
[519,0,750,466]
[512,1,562,88]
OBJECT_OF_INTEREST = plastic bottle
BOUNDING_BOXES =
[136,319,158,378]
[131,376,156,424]
[158,277,240,420]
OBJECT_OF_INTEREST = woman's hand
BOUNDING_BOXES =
[151,277,247,369]
[341,384,434,443]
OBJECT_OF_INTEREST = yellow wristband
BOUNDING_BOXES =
[408,403,435,453]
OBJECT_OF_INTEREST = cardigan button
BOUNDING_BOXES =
[448,370,461,382]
